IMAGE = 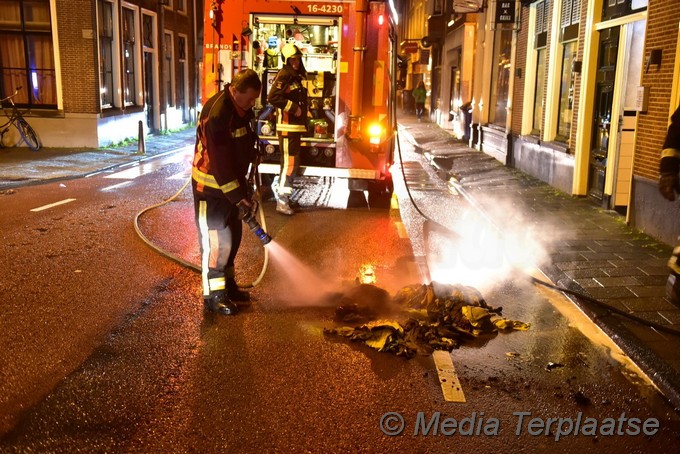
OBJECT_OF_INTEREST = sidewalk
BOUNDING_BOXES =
[0,127,196,191]
[397,115,680,409]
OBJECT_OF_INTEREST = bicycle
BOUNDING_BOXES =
[0,86,41,151]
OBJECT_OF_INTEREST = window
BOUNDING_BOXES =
[177,0,186,14]
[532,49,546,133]
[489,28,512,127]
[178,35,186,116]
[531,0,550,134]
[535,0,549,48]
[603,0,648,21]
[557,41,576,140]
[122,6,138,106]
[556,0,580,141]
[561,0,580,41]
[143,13,154,49]
[163,32,174,107]
[0,0,56,107]
[98,0,115,108]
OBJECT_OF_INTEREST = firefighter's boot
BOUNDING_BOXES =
[288,198,301,210]
[203,292,238,315]
[276,196,295,215]
[227,278,250,303]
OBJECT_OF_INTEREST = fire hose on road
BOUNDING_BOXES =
[132,127,680,336]
[133,173,271,289]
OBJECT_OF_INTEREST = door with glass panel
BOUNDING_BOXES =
[588,27,619,201]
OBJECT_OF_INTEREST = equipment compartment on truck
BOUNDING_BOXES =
[252,14,341,168]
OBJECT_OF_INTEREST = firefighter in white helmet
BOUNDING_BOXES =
[267,43,308,214]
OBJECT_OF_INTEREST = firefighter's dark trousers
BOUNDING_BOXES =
[277,133,301,197]
[193,192,242,299]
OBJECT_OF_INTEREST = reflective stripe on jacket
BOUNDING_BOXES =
[268,64,308,133]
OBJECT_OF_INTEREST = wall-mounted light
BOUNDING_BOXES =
[515,68,522,78]
[646,49,662,73]
[420,36,434,48]
[571,60,582,74]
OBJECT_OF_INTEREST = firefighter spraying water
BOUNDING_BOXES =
[136,0,400,314]
[192,69,270,316]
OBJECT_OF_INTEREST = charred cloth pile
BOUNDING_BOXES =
[323,282,529,358]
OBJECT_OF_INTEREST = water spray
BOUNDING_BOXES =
[394,126,680,337]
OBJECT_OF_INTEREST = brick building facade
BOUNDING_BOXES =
[404,0,679,245]
[0,0,200,148]
[629,0,680,243]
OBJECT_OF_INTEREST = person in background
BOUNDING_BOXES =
[413,81,427,121]
[659,104,680,307]
[268,43,308,215]
[192,69,262,316]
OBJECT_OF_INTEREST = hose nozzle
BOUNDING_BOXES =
[245,215,272,245]
[238,199,272,245]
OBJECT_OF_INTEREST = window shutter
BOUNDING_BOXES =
[571,0,580,24]
[537,1,545,34]
[561,0,571,28]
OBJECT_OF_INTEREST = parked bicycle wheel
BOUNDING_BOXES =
[17,118,40,151]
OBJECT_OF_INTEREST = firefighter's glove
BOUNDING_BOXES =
[659,173,680,201]
[237,198,258,222]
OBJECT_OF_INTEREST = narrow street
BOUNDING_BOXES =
[1,137,679,451]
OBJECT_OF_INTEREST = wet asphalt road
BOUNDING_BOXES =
[1,144,680,452]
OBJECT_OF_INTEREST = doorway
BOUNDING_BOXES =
[144,51,155,132]
[588,27,619,201]
[449,65,463,137]
[142,11,157,133]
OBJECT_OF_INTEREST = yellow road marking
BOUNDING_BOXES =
[390,192,399,210]
[433,350,466,402]
[394,221,408,239]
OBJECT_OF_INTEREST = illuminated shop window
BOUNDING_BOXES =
[0,0,56,107]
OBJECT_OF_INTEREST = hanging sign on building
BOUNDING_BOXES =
[452,0,484,13]
[495,0,516,23]
[402,42,419,54]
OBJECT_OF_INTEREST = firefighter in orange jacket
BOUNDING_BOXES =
[268,43,308,215]
[659,104,680,307]
[193,69,261,315]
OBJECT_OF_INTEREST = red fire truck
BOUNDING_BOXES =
[202,0,398,203]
